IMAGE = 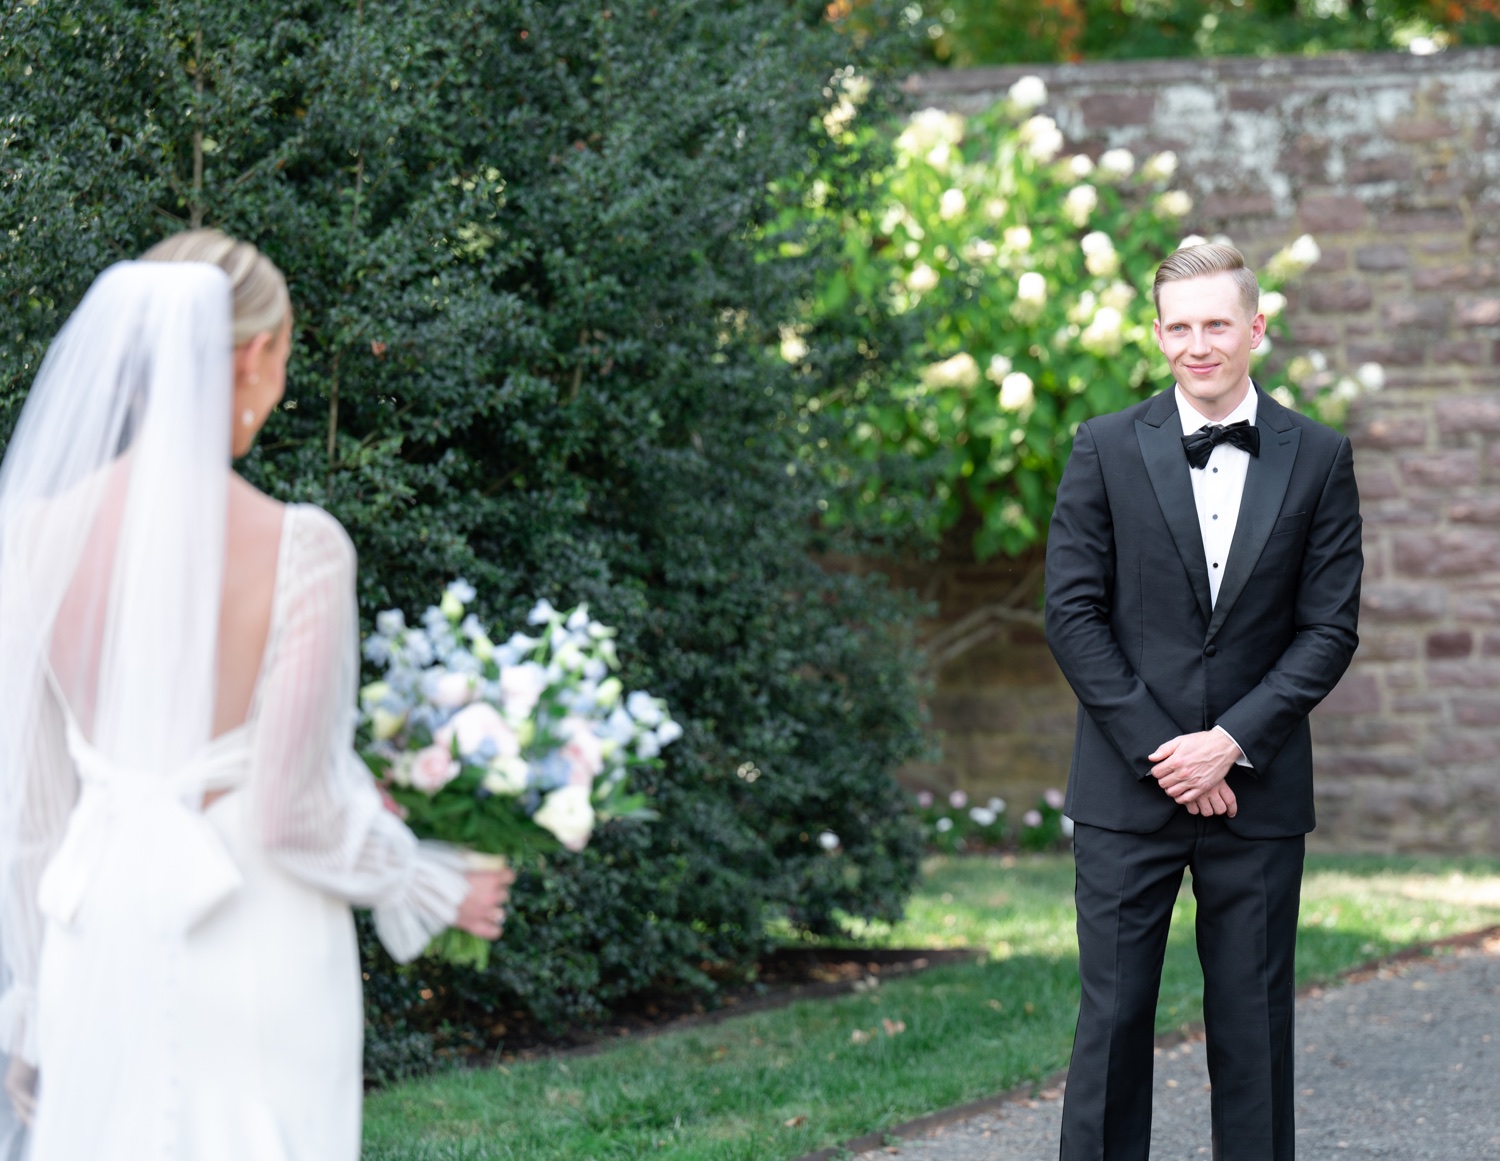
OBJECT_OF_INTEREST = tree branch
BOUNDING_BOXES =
[921,558,1045,676]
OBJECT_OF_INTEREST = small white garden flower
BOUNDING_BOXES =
[949,789,969,808]
[1023,809,1043,828]
[1289,233,1321,267]
[1100,281,1136,312]
[1155,190,1193,218]
[1068,154,1094,179]
[1259,291,1287,319]
[1142,151,1178,181]
[1080,307,1124,356]
[1081,231,1118,277]
[1017,270,1047,305]
[968,807,997,826]
[985,354,1014,385]
[1004,225,1033,251]
[1007,75,1047,112]
[1097,148,1135,180]
[818,831,841,851]
[1178,234,1207,249]
[921,352,981,390]
[987,797,1007,813]
[1018,115,1064,163]
[939,187,968,220]
[907,263,940,294]
[1356,362,1386,392]
[935,817,954,833]
[1063,184,1098,227]
[779,326,809,363]
[895,108,965,159]
[999,371,1035,411]
[534,785,595,852]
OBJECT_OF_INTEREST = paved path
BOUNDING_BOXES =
[854,939,1499,1161]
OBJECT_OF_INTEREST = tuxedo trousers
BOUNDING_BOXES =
[1059,811,1304,1161]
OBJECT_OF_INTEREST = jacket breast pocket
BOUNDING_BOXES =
[1269,510,1307,537]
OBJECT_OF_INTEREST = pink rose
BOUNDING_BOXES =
[377,785,409,820]
[560,717,605,788]
[1044,787,1065,810]
[410,744,460,793]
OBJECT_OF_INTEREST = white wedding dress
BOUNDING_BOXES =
[0,259,470,1161]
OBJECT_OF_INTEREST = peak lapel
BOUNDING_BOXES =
[1135,393,1212,623]
[1205,396,1300,642]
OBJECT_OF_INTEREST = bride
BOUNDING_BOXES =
[0,231,509,1159]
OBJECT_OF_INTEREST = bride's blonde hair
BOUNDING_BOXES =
[141,228,290,346]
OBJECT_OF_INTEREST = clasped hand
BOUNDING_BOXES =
[455,864,516,941]
[1148,730,1240,817]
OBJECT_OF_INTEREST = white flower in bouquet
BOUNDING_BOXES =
[499,661,548,720]
[533,785,596,852]
[1063,184,1098,227]
[481,755,530,797]
[438,702,519,763]
[1007,75,1047,112]
[626,689,665,727]
[1019,115,1063,163]
[1142,151,1178,181]
[1096,148,1135,181]
[427,670,476,709]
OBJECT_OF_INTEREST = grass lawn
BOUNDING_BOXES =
[362,853,1500,1160]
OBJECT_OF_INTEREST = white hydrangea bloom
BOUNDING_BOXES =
[1063,184,1098,227]
[1155,190,1193,218]
[1178,233,1207,249]
[896,108,965,159]
[1142,151,1178,181]
[1259,291,1287,319]
[921,352,981,390]
[779,326,808,363]
[1097,148,1135,180]
[999,371,1035,410]
[963,238,998,264]
[1068,154,1094,179]
[1018,115,1064,163]
[1004,225,1033,251]
[939,187,968,220]
[1356,362,1386,392]
[1079,306,1124,356]
[985,353,1014,385]
[1081,231,1118,277]
[1007,75,1048,112]
[1100,281,1136,312]
[1017,270,1047,305]
[907,263,940,293]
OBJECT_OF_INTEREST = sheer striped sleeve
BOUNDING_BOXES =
[248,506,468,963]
[0,680,76,1066]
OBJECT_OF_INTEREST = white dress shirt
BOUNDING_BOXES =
[1175,383,1257,766]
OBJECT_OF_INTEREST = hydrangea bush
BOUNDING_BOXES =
[797,77,1375,559]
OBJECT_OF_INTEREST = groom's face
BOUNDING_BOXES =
[1153,272,1265,419]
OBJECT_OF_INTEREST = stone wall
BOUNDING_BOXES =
[904,49,1500,852]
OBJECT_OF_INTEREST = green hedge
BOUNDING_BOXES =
[0,0,927,1075]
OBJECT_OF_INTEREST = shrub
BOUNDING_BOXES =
[793,79,1371,560]
[0,0,927,1068]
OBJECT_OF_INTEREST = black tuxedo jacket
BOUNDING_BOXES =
[1044,386,1362,839]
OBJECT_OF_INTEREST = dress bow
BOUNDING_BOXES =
[1181,419,1260,470]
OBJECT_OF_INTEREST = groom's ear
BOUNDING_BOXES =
[1249,311,1267,348]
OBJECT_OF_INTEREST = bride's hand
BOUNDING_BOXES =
[454,865,516,941]
[5,1055,36,1127]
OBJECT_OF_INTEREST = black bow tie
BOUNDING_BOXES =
[1182,420,1260,470]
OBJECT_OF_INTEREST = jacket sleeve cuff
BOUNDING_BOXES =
[1213,724,1254,769]
[371,842,470,964]
[0,983,38,1067]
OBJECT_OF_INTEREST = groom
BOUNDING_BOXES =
[1044,243,1362,1160]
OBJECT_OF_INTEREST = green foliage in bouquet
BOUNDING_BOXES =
[789,81,1358,560]
[1,0,928,1071]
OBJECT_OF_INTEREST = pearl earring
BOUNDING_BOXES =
[241,408,256,428]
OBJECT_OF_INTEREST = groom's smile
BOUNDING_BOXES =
[1153,271,1266,421]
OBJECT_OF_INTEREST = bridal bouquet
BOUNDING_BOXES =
[359,581,677,967]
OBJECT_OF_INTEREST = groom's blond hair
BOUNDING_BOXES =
[1153,243,1261,319]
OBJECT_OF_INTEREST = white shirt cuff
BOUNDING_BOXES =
[1213,725,1252,768]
